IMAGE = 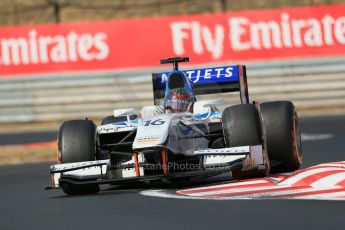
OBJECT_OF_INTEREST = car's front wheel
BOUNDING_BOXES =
[57,119,100,195]
[222,104,269,180]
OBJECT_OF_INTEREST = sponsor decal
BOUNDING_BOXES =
[0,29,109,66]
[159,66,238,84]
[136,136,160,144]
[1,4,345,76]
[171,12,345,57]
[98,125,133,133]
[153,66,240,90]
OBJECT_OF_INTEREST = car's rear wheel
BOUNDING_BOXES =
[222,104,269,180]
[57,119,100,195]
[260,101,302,173]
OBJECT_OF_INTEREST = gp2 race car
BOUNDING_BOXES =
[46,57,302,195]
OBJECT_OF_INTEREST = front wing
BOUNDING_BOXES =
[46,145,265,190]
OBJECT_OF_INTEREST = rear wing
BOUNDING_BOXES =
[152,65,249,105]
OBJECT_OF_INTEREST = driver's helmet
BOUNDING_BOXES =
[164,88,194,113]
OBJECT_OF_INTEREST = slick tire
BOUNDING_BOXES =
[57,119,100,195]
[58,119,97,163]
[260,101,302,173]
[222,104,268,180]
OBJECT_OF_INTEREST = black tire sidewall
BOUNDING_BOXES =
[222,104,268,179]
[58,120,96,163]
[222,104,262,148]
[260,101,302,172]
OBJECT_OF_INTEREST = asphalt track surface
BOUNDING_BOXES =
[0,115,345,230]
[0,130,56,146]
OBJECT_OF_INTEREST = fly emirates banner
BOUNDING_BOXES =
[0,4,345,76]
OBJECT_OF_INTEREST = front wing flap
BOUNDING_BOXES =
[194,145,264,170]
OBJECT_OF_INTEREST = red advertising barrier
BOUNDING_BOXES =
[0,4,345,76]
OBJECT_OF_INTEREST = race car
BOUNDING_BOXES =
[46,57,302,195]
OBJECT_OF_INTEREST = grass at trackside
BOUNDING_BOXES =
[0,146,56,165]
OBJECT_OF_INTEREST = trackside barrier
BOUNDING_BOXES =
[0,57,345,123]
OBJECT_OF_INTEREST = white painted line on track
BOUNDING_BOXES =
[301,133,333,141]
[140,190,209,200]
[177,180,269,193]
